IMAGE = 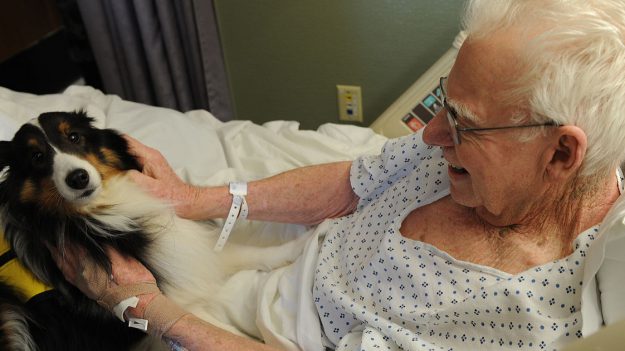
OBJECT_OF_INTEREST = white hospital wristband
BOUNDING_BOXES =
[112,296,140,322]
[214,182,248,251]
[113,296,150,332]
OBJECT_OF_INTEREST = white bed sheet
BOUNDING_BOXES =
[0,85,387,182]
[0,85,388,244]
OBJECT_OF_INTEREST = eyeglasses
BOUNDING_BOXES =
[439,77,559,144]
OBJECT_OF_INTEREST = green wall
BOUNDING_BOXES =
[214,0,465,130]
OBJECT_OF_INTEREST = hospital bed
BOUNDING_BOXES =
[1,37,625,347]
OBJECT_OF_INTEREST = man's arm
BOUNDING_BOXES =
[164,314,281,351]
[125,135,359,224]
[51,244,282,351]
[126,291,282,351]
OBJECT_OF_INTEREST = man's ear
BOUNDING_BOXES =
[545,126,587,180]
[0,141,11,172]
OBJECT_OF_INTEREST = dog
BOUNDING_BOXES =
[0,111,305,350]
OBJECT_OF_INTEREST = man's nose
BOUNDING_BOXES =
[423,109,454,146]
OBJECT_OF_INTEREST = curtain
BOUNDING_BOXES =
[76,0,233,121]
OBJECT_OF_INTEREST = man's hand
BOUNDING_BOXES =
[48,244,158,315]
[124,135,203,219]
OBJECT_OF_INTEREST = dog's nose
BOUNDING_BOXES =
[65,169,90,190]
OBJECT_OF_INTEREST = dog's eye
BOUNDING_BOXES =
[68,132,81,144]
[31,151,44,163]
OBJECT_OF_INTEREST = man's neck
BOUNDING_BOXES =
[477,170,620,257]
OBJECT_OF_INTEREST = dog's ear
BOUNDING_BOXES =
[74,109,96,126]
[0,141,11,172]
[101,129,142,171]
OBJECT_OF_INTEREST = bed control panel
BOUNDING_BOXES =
[370,32,466,138]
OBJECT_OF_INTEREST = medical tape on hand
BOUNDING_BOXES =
[141,293,189,338]
[214,182,248,252]
[72,249,162,326]
[99,282,161,321]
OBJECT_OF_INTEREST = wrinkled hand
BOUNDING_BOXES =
[48,244,158,316]
[48,244,188,337]
[124,135,202,219]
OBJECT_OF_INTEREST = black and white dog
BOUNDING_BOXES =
[0,111,304,350]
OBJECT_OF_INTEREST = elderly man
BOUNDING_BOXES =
[52,0,625,350]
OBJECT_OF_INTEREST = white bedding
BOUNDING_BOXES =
[2,85,625,349]
[0,85,389,243]
[0,85,387,182]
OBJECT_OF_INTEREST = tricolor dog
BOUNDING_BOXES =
[0,111,303,350]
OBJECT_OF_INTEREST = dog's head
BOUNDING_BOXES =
[0,111,146,289]
[0,111,140,214]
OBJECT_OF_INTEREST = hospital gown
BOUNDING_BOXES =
[311,130,613,351]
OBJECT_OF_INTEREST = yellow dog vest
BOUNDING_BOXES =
[0,231,51,301]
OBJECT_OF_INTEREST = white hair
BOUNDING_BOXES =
[462,0,625,177]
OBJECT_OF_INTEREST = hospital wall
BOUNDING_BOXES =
[214,0,465,130]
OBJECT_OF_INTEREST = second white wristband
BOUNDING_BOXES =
[214,182,248,251]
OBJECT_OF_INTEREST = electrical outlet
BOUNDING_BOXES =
[337,85,363,123]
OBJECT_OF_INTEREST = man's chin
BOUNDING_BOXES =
[449,185,479,209]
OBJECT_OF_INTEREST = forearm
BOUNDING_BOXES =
[126,293,280,351]
[188,161,359,224]
[164,315,282,351]
[125,137,358,223]
[122,292,278,350]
